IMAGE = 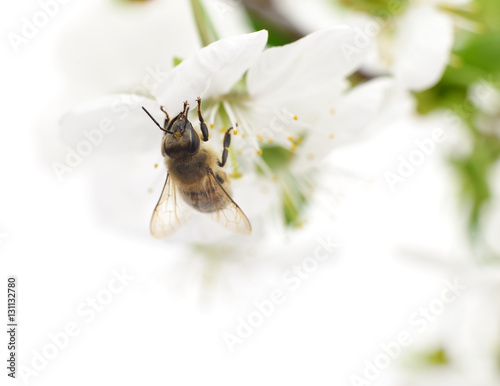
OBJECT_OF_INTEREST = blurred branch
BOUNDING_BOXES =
[241,0,305,46]
[191,0,219,46]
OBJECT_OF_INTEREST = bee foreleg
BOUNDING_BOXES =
[160,106,170,128]
[196,97,209,142]
[218,127,233,167]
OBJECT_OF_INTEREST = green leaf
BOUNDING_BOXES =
[173,57,184,67]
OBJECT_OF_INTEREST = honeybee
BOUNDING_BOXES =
[142,98,252,238]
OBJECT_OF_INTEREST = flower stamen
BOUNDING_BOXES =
[223,102,260,151]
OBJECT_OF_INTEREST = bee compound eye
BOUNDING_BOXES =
[188,129,200,155]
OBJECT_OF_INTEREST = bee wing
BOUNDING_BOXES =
[150,174,193,238]
[205,169,252,235]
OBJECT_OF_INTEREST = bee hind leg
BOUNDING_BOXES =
[196,97,209,142]
[218,127,233,167]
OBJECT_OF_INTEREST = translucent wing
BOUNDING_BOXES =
[205,169,252,235]
[150,174,193,238]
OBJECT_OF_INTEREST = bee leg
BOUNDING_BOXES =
[196,97,209,142]
[183,106,190,133]
[218,127,233,167]
[160,106,170,128]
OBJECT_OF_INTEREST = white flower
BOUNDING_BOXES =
[274,0,472,91]
[59,28,394,242]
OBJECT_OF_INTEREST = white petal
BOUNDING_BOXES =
[246,26,369,121]
[153,30,268,114]
[327,77,396,145]
[291,77,396,172]
[392,5,453,91]
[60,94,163,156]
[247,26,369,96]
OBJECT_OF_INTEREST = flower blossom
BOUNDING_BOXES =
[60,27,394,242]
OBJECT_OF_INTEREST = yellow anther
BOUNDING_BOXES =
[267,139,273,144]
[290,144,297,151]
[288,136,294,142]
[242,133,247,138]
[154,163,158,168]
[257,134,264,142]
[293,115,298,121]
[210,124,214,129]
[329,133,335,139]
[329,108,336,115]
[233,130,238,135]
[257,149,263,155]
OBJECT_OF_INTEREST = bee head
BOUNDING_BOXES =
[162,115,200,158]
[142,105,201,159]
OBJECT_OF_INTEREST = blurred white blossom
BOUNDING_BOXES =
[275,0,473,91]
[54,0,199,99]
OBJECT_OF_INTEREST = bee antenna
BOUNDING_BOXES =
[142,107,174,134]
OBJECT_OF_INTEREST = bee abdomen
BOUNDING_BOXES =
[180,188,225,213]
